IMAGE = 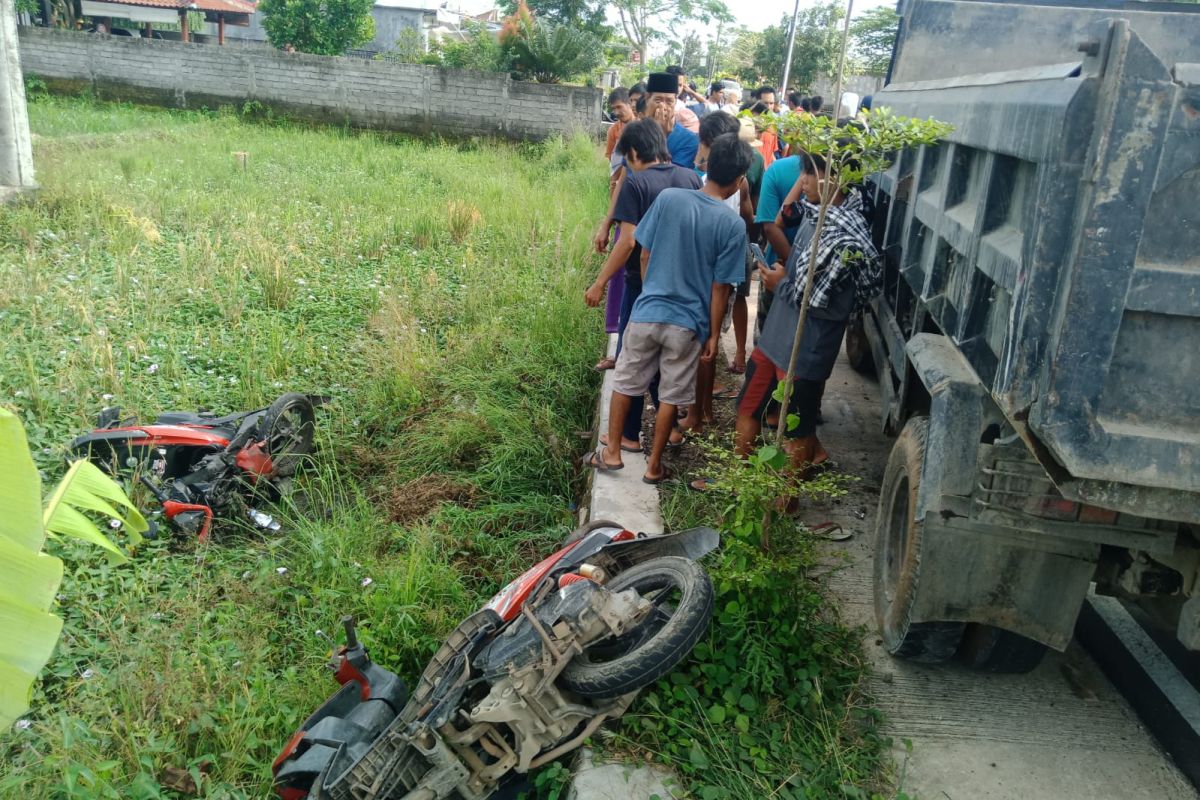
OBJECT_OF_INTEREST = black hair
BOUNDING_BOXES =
[608,87,630,107]
[616,118,670,164]
[800,126,862,180]
[698,110,740,146]
[810,95,823,113]
[756,85,777,98]
[634,94,648,115]
[709,81,724,97]
[861,94,873,111]
[665,64,685,76]
[799,96,812,112]
[629,82,646,97]
[788,91,803,107]
[706,133,754,187]
[747,100,770,116]
[749,87,761,99]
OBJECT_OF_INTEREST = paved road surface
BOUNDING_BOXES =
[802,349,1197,800]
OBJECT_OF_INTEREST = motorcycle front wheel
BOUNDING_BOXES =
[559,556,713,699]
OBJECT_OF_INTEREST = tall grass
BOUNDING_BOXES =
[0,97,606,797]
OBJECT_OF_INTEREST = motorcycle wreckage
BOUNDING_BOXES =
[273,521,718,800]
[70,392,322,540]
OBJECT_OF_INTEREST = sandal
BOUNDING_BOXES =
[666,427,689,449]
[809,521,852,541]
[688,477,716,493]
[584,448,623,472]
[713,385,740,400]
[599,434,642,454]
[642,466,675,485]
[594,357,616,372]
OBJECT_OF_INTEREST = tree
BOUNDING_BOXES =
[659,31,705,74]
[849,7,899,76]
[499,0,612,41]
[259,0,375,56]
[753,4,843,91]
[611,0,733,73]
[436,21,509,71]
[501,0,605,83]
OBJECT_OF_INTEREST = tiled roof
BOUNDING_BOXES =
[99,0,256,12]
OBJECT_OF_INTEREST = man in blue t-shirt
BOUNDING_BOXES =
[753,154,802,332]
[588,134,753,485]
[584,118,702,452]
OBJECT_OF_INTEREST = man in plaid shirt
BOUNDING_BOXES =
[692,150,880,489]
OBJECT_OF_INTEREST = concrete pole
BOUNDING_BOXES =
[0,0,35,192]
[779,0,801,93]
[179,9,189,42]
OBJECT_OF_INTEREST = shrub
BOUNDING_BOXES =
[500,0,603,83]
[259,0,375,56]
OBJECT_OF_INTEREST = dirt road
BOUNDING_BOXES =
[802,351,1196,799]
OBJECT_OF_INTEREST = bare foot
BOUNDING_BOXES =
[599,433,642,453]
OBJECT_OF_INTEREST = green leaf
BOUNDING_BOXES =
[43,459,150,562]
[734,713,750,733]
[707,704,726,724]
[689,743,710,769]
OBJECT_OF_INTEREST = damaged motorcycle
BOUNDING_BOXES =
[272,521,718,800]
[70,392,321,540]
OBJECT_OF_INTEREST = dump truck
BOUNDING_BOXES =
[856,0,1200,670]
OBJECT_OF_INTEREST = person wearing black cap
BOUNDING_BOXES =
[645,71,699,171]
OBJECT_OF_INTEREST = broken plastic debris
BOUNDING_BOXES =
[249,509,282,532]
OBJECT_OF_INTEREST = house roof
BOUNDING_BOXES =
[93,0,256,12]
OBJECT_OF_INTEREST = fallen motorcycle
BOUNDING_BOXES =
[272,521,718,800]
[70,392,322,540]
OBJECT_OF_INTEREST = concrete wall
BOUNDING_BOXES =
[17,27,603,141]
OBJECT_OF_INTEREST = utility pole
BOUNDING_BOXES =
[779,0,801,92]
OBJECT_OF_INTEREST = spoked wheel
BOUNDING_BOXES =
[873,417,965,662]
[259,393,315,477]
[559,556,713,699]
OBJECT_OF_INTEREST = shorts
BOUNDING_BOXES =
[736,252,752,298]
[612,322,702,407]
[735,348,823,438]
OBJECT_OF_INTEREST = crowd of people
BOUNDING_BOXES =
[584,68,881,496]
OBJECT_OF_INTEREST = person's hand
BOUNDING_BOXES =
[701,337,718,363]
[590,221,609,253]
[584,282,605,308]
[759,261,786,291]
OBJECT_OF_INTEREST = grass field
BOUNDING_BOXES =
[1,96,608,798]
[1,95,887,800]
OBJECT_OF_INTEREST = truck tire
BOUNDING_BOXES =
[559,556,713,699]
[845,313,875,376]
[874,417,965,663]
[957,624,1048,673]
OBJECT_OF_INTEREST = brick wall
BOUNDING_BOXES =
[17,27,603,141]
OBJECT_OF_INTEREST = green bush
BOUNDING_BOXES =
[259,0,375,55]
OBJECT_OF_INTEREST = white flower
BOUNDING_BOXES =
[146,364,158,374]
[108,519,121,529]
[14,720,31,731]
[360,577,373,588]
[276,567,288,575]
[81,668,96,680]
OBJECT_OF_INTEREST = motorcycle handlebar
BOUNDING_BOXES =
[341,615,359,650]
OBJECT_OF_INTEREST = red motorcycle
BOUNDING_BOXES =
[70,392,321,540]
[272,521,718,800]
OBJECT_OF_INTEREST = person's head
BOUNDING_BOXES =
[646,72,680,133]
[747,100,770,116]
[665,64,687,95]
[799,96,812,113]
[810,95,824,115]
[860,94,873,112]
[798,136,859,203]
[695,111,741,173]
[616,118,670,169]
[757,86,778,111]
[629,82,646,105]
[634,93,649,117]
[705,133,754,196]
[708,82,724,102]
[608,87,634,123]
[787,91,803,111]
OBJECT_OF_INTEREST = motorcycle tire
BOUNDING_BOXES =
[558,556,713,699]
[259,393,315,477]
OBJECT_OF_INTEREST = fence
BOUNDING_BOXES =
[17,27,603,141]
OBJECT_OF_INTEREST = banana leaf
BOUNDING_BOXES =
[0,408,144,729]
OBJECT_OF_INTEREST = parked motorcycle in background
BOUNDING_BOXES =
[272,521,718,800]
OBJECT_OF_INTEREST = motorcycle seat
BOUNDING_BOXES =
[154,410,252,427]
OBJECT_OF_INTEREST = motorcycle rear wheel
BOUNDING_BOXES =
[260,393,315,477]
[559,556,713,699]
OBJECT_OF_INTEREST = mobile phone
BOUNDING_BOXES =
[748,243,766,267]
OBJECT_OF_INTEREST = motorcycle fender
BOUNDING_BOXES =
[600,526,719,568]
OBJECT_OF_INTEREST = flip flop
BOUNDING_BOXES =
[688,477,716,492]
[584,448,624,472]
[599,434,642,453]
[666,427,689,449]
[809,521,852,541]
[713,385,740,400]
[593,357,616,372]
[642,466,675,485]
